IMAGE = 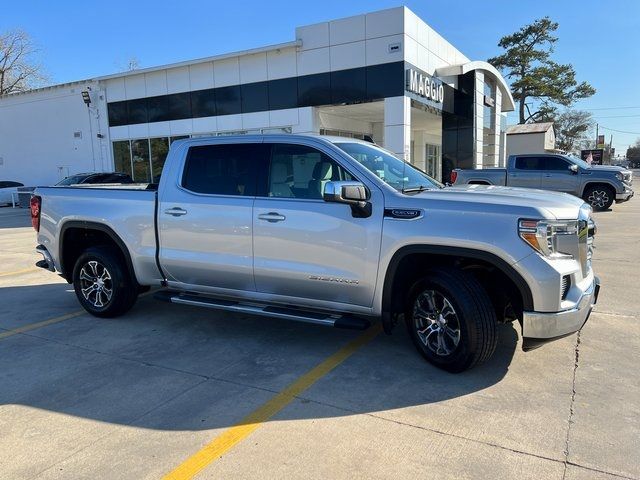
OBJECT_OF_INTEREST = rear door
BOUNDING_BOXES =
[158,141,269,291]
[252,141,383,308]
[509,156,543,189]
[541,156,576,193]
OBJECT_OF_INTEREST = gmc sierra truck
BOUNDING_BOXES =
[451,153,634,211]
[31,135,600,372]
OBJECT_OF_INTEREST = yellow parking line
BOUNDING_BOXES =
[163,323,382,480]
[0,290,154,340]
[0,267,40,278]
[0,310,85,340]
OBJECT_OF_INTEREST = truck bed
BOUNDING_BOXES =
[34,185,162,284]
[453,168,507,185]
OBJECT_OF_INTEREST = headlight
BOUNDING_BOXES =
[518,219,577,259]
[615,172,623,181]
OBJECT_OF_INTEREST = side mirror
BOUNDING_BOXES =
[323,181,368,206]
[569,164,579,174]
[323,181,371,217]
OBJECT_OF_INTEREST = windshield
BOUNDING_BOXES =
[335,142,442,192]
[565,154,591,169]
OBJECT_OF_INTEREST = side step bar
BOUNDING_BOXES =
[154,290,371,330]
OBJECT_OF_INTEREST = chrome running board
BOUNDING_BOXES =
[153,290,371,330]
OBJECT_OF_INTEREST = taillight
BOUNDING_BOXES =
[30,195,41,232]
[450,170,458,184]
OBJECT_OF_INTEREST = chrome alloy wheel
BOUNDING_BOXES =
[413,290,461,356]
[79,260,113,308]
[587,190,610,209]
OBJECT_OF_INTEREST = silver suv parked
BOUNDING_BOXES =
[32,135,600,372]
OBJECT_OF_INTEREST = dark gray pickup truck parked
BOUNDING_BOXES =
[452,153,634,211]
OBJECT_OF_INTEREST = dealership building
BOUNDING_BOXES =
[0,6,514,186]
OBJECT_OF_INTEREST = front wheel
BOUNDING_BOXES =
[405,267,498,373]
[583,185,614,211]
[73,246,138,318]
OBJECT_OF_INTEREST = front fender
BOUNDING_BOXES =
[378,244,534,334]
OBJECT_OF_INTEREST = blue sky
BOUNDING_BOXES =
[3,0,639,152]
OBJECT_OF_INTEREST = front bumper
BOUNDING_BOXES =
[521,276,600,351]
[616,188,634,202]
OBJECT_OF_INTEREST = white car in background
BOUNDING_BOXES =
[0,181,24,205]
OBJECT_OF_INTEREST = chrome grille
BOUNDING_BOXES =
[587,219,595,263]
[578,205,594,277]
[561,275,571,300]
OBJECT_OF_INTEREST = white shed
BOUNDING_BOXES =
[506,122,557,156]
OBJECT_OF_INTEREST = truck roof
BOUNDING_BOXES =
[172,134,374,148]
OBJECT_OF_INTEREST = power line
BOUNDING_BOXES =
[577,106,640,111]
[598,125,640,135]
[593,114,640,119]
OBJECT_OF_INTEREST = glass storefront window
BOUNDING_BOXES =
[425,144,440,179]
[150,137,170,182]
[131,139,151,182]
[113,141,132,177]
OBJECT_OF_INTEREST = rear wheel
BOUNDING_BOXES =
[73,246,138,318]
[583,185,614,211]
[404,267,497,373]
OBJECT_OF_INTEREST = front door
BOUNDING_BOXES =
[159,141,269,291]
[509,156,543,189]
[541,156,576,193]
[253,142,383,308]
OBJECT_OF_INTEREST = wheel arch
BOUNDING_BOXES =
[381,245,534,334]
[581,181,618,197]
[59,221,137,284]
[468,180,491,185]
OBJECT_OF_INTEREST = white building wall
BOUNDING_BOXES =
[0,6,501,185]
[384,96,411,160]
[0,83,107,186]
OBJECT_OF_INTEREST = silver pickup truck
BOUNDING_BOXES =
[31,135,600,372]
[451,153,634,211]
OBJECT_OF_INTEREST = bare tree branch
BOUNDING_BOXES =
[0,29,48,95]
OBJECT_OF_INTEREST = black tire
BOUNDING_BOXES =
[72,246,138,318]
[583,185,614,211]
[404,267,497,373]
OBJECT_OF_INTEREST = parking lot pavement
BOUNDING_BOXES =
[0,198,638,480]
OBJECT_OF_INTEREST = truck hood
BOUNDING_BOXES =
[405,184,586,220]
[589,165,626,172]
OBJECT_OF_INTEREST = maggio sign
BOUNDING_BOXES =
[406,68,444,104]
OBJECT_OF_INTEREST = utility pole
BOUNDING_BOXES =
[595,123,599,146]
[609,134,614,164]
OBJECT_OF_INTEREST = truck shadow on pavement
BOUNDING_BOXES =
[0,284,518,431]
[0,208,31,229]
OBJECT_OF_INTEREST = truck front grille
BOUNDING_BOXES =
[578,205,595,277]
[561,275,571,300]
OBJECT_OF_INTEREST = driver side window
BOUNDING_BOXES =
[267,144,353,199]
[544,157,571,171]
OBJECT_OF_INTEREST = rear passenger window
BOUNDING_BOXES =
[268,144,353,199]
[515,157,543,170]
[182,144,268,196]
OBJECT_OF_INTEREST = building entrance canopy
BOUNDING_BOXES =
[435,61,516,112]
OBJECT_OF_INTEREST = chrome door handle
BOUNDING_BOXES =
[544,174,552,177]
[164,207,187,217]
[258,212,286,223]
